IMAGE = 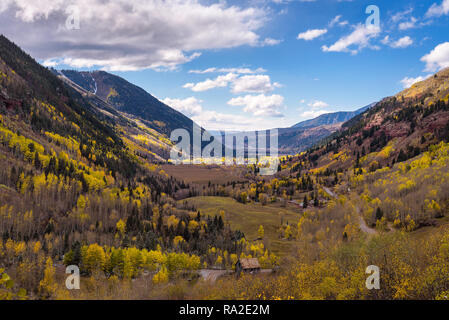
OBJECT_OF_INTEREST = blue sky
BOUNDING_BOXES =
[1,0,449,130]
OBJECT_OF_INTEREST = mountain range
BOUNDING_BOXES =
[211,104,376,155]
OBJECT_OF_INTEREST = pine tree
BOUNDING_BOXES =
[375,207,383,221]
[34,151,41,169]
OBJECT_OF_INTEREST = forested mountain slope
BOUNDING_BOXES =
[60,70,194,136]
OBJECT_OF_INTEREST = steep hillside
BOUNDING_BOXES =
[60,70,194,135]
[54,70,174,162]
[298,68,449,173]
[292,104,374,129]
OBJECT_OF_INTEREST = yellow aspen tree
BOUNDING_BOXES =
[39,258,57,299]
[152,266,169,284]
[116,219,126,238]
[258,225,265,239]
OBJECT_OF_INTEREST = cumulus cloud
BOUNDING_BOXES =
[426,0,449,18]
[399,75,431,89]
[193,110,292,131]
[231,75,281,94]
[390,36,413,49]
[421,42,449,72]
[398,17,418,30]
[391,8,414,23]
[161,97,203,117]
[161,96,288,131]
[322,24,380,54]
[298,99,331,119]
[300,110,329,119]
[184,73,280,94]
[308,100,329,108]
[0,0,269,71]
[297,29,328,41]
[188,67,266,74]
[183,73,238,92]
[381,35,413,48]
[260,38,282,46]
[228,94,284,117]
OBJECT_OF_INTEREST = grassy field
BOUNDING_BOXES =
[161,164,249,185]
[181,196,303,257]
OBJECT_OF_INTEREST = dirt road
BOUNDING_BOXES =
[323,187,378,236]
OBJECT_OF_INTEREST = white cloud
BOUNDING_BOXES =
[426,0,449,18]
[228,94,284,117]
[298,99,331,119]
[381,36,390,45]
[322,24,380,54]
[0,0,269,71]
[398,17,417,30]
[184,73,280,94]
[390,36,413,49]
[381,35,413,49]
[399,75,431,89]
[260,38,282,46]
[308,100,329,108]
[391,8,414,23]
[189,67,266,74]
[300,110,329,119]
[329,15,341,27]
[329,15,348,27]
[161,97,203,117]
[192,110,292,131]
[192,110,257,131]
[183,73,238,92]
[231,75,281,94]
[297,29,327,41]
[161,96,289,131]
[421,42,449,72]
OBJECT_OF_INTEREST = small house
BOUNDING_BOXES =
[235,258,261,276]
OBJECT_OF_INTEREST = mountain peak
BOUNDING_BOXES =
[60,70,194,135]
